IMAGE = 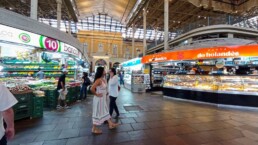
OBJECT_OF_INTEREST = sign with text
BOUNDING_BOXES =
[142,45,258,63]
[122,58,141,67]
[0,24,81,58]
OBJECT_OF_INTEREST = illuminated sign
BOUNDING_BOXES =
[0,24,81,57]
[142,45,258,63]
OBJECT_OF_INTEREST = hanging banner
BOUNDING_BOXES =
[0,24,82,58]
[142,45,258,63]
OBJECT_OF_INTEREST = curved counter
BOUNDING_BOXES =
[163,75,258,107]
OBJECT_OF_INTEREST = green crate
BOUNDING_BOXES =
[14,109,31,120]
[13,103,31,110]
[32,111,43,118]
[33,97,44,104]
[14,93,33,104]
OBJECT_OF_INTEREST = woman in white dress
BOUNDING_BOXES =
[91,67,118,134]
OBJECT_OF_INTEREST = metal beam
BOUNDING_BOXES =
[63,0,78,22]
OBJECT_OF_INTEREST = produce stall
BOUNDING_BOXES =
[0,24,87,120]
[0,77,82,120]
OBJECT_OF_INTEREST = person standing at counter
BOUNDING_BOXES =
[36,68,45,80]
[56,69,70,109]
[0,84,18,145]
[78,72,91,101]
[119,71,124,86]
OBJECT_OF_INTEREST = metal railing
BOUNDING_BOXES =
[147,15,258,50]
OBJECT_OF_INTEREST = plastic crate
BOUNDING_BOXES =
[14,93,33,104]
[33,97,44,104]
[14,108,31,120]
[13,103,31,110]
[32,109,43,118]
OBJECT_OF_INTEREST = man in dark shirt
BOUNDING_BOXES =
[56,69,69,109]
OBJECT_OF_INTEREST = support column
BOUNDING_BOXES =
[91,31,94,56]
[132,24,135,58]
[56,0,62,30]
[30,0,38,20]
[154,28,158,46]
[164,0,169,51]
[68,21,71,34]
[143,8,147,56]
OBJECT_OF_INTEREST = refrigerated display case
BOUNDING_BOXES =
[163,75,258,107]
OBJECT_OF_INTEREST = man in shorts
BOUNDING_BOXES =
[56,69,70,109]
[0,84,18,145]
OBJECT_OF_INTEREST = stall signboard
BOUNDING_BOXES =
[0,24,40,47]
[62,43,80,58]
[122,58,141,67]
[0,24,81,58]
[142,45,258,63]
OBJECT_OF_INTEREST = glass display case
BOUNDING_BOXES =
[163,75,258,94]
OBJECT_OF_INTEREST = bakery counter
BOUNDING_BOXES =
[163,75,258,107]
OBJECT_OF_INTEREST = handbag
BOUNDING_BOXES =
[118,86,120,91]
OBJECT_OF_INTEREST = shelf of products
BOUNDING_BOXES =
[1,62,76,78]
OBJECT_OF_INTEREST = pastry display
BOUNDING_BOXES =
[163,75,258,93]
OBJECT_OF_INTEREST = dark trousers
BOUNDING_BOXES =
[79,85,87,100]
[109,96,119,116]
[0,135,7,145]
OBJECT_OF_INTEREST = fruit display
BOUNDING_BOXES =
[6,83,32,94]
[33,90,45,97]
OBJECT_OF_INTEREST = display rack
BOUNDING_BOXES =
[1,62,76,78]
[163,74,258,107]
[131,73,146,93]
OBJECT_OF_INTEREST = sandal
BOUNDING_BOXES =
[92,128,102,134]
[109,123,119,129]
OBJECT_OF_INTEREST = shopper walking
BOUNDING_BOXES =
[56,69,70,109]
[78,72,91,101]
[108,68,120,118]
[0,84,18,145]
[91,67,118,134]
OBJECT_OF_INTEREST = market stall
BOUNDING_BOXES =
[0,24,87,120]
[121,58,150,93]
[142,44,258,107]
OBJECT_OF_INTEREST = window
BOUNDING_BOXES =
[98,43,104,52]
[113,44,118,55]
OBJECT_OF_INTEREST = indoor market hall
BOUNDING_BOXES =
[1,0,258,145]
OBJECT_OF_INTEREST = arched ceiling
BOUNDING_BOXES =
[75,0,137,24]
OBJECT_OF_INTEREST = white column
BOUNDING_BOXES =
[155,28,158,46]
[56,0,62,30]
[117,45,119,58]
[164,0,169,51]
[132,24,135,58]
[143,8,147,56]
[68,21,71,34]
[91,31,94,56]
[30,0,38,20]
